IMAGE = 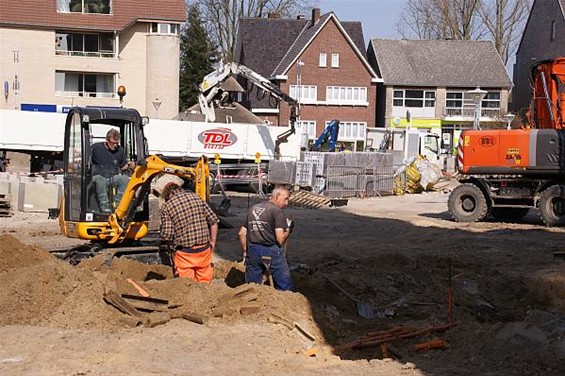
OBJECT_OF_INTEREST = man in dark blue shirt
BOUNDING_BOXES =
[91,129,135,213]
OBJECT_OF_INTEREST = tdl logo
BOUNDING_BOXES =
[198,128,238,149]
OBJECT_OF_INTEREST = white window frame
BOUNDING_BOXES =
[297,120,317,139]
[319,52,327,67]
[55,71,116,98]
[326,86,367,104]
[393,89,436,108]
[331,53,340,68]
[289,85,317,103]
[149,23,180,35]
[327,120,366,141]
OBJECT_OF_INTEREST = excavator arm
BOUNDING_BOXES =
[199,62,299,159]
[311,120,340,152]
[529,57,565,129]
[107,155,209,244]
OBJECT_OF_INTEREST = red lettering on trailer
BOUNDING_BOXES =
[198,128,238,149]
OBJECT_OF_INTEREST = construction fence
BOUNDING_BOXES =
[268,152,406,198]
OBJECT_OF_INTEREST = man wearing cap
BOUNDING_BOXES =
[154,174,219,283]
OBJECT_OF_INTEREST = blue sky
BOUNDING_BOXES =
[316,0,407,42]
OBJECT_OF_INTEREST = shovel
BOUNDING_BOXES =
[324,274,374,319]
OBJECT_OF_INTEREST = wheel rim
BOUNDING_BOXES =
[551,197,565,216]
[461,195,476,212]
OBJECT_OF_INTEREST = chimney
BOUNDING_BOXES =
[311,8,320,25]
[268,12,280,19]
[297,14,305,20]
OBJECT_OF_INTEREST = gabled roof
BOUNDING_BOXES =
[370,39,512,88]
[236,12,375,79]
[236,17,308,78]
[272,12,377,79]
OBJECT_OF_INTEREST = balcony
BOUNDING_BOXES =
[444,108,504,119]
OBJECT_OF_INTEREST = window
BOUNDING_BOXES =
[319,53,327,67]
[150,23,180,35]
[446,91,463,109]
[55,71,115,98]
[289,85,317,102]
[56,31,115,57]
[551,20,557,41]
[331,54,340,68]
[57,0,111,14]
[329,121,366,140]
[482,92,501,109]
[326,86,367,103]
[297,121,317,139]
[393,89,436,108]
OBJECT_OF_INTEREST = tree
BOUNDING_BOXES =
[189,0,313,61]
[477,0,532,64]
[179,4,218,111]
[396,0,532,64]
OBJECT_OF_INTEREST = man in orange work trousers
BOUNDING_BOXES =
[154,175,219,283]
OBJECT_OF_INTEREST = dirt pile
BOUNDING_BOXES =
[0,235,317,334]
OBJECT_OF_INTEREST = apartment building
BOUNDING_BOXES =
[0,0,185,119]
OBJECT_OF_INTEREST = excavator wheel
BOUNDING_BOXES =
[538,185,565,226]
[490,207,530,221]
[448,183,488,223]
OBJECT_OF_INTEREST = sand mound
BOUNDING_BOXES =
[0,235,316,333]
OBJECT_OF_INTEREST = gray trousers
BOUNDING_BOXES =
[92,174,129,212]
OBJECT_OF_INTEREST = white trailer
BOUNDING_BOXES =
[143,118,302,162]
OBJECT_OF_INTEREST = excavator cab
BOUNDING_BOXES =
[60,107,150,242]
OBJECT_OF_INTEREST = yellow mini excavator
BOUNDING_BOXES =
[57,106,210,263]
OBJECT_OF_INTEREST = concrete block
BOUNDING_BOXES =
[0,180,9,195]
[18,181,61,212]
[10,181,20,208]
[0,173,8,181]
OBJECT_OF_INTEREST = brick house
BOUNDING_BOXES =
[235,8,381,151]
[0,0,185,119]
[367,39,512,154]
[514,0,565,116]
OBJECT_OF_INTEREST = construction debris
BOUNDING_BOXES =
[335,323,457,351]
[289,190,331,209]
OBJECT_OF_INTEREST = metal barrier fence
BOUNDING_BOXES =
[268,152,407,198]
[325,163,406,198]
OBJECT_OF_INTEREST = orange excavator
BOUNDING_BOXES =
[448,57,565,226]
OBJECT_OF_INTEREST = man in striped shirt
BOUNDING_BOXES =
[155,174,219,283]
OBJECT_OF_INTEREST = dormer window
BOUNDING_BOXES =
[57,0,111,14]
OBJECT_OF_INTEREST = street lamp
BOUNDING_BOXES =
[468,86,488,130]
[504,113,515,130]
[296,60,305,120]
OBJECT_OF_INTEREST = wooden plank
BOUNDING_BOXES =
[121,293,169,305]
[103,290,141,317]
